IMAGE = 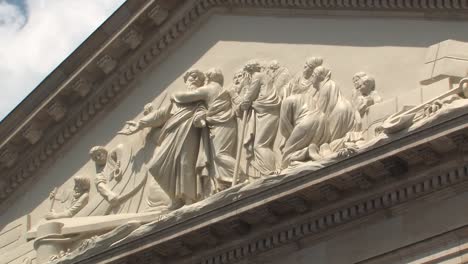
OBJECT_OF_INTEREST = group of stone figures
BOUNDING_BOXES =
[46,57,382,219]
[122,57,381,209]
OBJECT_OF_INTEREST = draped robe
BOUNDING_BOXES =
[138,101,203,203]
[279,77,356,168]
[172,83,239,197]
[243,71,282,176]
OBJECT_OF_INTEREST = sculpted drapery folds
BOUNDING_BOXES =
[266,60,291,97]
[172,68,241,197]
[124,69,207,209]
[279,65,358,168]
[282,57,323,98]
[74,58,370,215]
[279,57,325,167]
[240,60,282,177]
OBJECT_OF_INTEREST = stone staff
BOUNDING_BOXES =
[232,110,248,187]
[382,78,468,134]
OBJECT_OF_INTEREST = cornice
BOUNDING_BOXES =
[1,0,468,213]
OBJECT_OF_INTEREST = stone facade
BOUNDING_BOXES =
[2,1,468,264]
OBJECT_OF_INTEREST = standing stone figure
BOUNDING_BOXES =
[351,72,382,117]
[123,69,206,209]
[266,60,291,97]
[240,60,282,177]
[45,175,90,220]
[171,68,241,196]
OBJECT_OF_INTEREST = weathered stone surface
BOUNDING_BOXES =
[3,1,468,264]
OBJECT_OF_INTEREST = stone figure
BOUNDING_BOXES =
[45,175,90,220]
[171,68,240,196]
[279,57,324,153]
[266,60,291,97]
[89,146,120,205]
[123,69,206,209]
[240,60,282,177]
[228,69,250,111]
[351,72,382,117]
[319,68,362,157]
[283,57,323,98]
[279,66,358,168]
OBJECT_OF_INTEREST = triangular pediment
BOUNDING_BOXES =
[2,1,468,264]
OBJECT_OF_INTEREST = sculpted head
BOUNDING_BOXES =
[311,66,331,86]
[266,60,281,77]
[205,67,224,86]
[268,60,280,71]
[232,69,249,94]
[73,175,90,197]
[243,60,262,74]
[89,146,108,166]
[303,57,323,79]
[233,69,246,86]
[353,72,375,96]
[183,69,205,89]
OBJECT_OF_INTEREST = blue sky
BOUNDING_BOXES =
[5,0,27,16]
[0,0,126,121]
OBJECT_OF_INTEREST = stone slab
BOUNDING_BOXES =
[367,97,398,126]
[396,87,421,112]
[421,77,451,102]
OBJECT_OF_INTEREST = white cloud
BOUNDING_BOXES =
[0,0,125,120]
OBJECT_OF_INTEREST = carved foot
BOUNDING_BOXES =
[168,199,184,210]
[337,146,358,158]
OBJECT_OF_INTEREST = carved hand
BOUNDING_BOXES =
[240,100,251,111]
[193,111,206,128]
[365,97,374,106]
[117,120,142,135]
[45,211,58,220]
[423,100,443,117]
[49,189,57,200]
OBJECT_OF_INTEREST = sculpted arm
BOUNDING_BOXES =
[45,193,89,220]
[66,193,89,216]
[120,103,173,135]
[172,87,210,104]
[139,103,172,128]
[243,74,261,103]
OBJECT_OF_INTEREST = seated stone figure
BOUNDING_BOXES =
[279,57,324,152]
[351,72,382,117]
[89,146,120,205]
[282,57,323,98]
[45,175,90,220]
[279,66,357,168]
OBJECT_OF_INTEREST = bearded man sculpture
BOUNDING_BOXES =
[123,69,206,209]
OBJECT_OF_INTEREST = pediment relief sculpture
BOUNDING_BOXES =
[45,175,90,220]
[13,53,468,264]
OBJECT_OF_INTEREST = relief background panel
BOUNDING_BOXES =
[2,14,468,234]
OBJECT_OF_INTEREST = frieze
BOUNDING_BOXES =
[2,2,468,263]
[1,0,468,210]
[48,141,468,264]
